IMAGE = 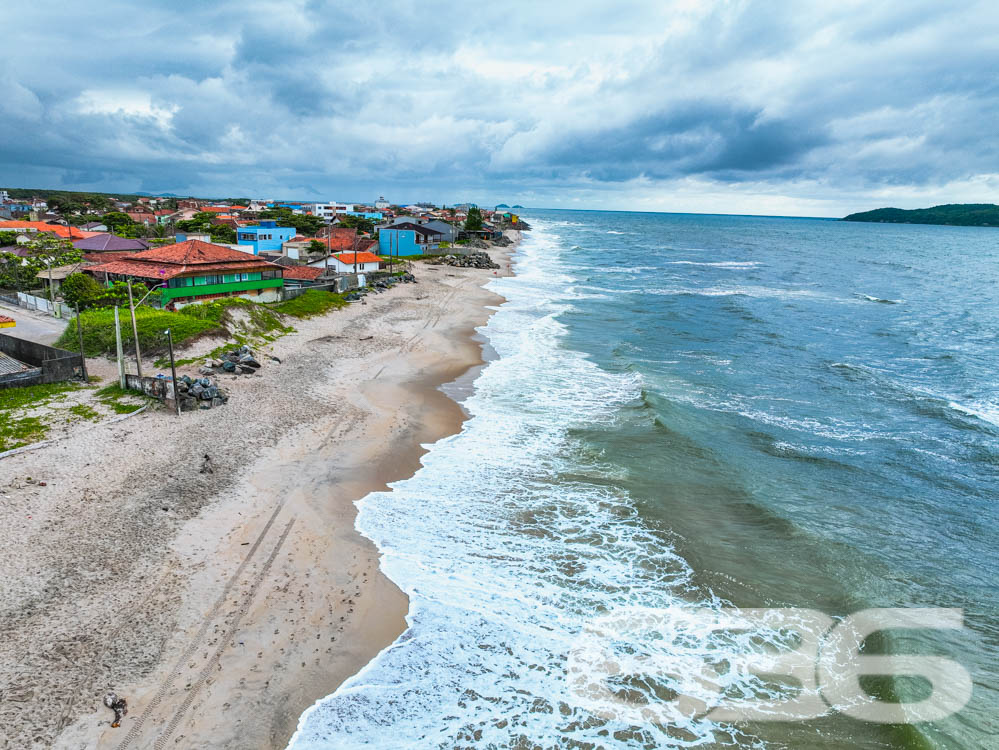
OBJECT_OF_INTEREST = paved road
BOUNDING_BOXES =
[0,300,65,346]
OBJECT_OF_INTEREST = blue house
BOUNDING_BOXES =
[379,222,444,256]
[342,210,384,220]
[237,220,296,255]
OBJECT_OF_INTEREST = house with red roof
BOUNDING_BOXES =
[86,239,285,309]
[0,221,100,240]
[320,251,382,274]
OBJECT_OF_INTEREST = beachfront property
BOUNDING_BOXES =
[379,222,444,255]
[386,216,458,243]
[237,220,296,255]
[86,239,285,309]
[326,251,382,274]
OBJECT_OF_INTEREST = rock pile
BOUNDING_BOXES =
[174,375,229,411]
[493,235,513,247]
[201,345,263,375]
[434,252,500,269]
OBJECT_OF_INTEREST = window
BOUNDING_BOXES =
[262,270,281,280]
[223,274,236,283]
[194,276,207,285]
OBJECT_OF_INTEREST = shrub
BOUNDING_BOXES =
[61,272,102,309]
[57,306,221,356]
[271,290,348,318]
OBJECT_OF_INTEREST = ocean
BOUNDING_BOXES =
[289,210,998,749]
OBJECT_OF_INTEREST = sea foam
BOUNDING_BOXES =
[287,221,771,749]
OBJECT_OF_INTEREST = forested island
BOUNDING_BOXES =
[843,203,999,227]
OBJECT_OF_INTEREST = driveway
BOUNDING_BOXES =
[0,300,66,346]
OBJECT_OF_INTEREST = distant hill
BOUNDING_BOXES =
[843,203,999,227]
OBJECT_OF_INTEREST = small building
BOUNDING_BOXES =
[326,251,382,274]
[79,221,108,232]
[236,220,296,255]
[374,196,390,209]
[86,239,285,310]
[378,222,444,256]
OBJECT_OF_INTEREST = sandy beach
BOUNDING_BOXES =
[0,237,516,749]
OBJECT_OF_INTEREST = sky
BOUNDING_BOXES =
[2,0,998,216]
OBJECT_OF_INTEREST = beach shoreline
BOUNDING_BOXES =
[0,236,517,750]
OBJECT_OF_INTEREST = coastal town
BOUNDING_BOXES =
[0,187,525,749]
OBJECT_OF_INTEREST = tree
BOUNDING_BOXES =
[464,207,483,232]
[335,214,375,234]
[0,231,18,247]
[308,240,326,255]
[60,272,102,309]
[101,211,134,233]
[209,224,236,244]
[23,233,83,301]
[257,208,324,236]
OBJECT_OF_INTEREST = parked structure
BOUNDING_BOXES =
[87,239,285,309]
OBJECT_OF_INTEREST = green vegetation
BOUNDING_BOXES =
[95,384,148,414]
[0,381,82,451]
[68,403,101,421]
[175,212,237,243]
[464,207,484,232]
[256,207,325,236]
[271,289,348,318]
[843,203,999,227]
[57,305,221,357]
[335,214,375,233]
[60,272,103,308]
[0,234,83,292]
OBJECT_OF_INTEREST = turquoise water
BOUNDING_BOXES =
[290,211,998,749]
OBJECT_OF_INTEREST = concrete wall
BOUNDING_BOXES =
[0,333,84,389]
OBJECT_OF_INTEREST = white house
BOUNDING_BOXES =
[374,196,390,209]
[308,251,381,274]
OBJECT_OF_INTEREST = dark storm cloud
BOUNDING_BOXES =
[1,0,997,212]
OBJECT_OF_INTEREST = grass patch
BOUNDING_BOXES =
[96,384,149,414]
[271,289,349,318]
[57,306,220,357]
[0,381,80,412]
[0,382,85,451]
[68,403,101,421]
[0,416,48,452]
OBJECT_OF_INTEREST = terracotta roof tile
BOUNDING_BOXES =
[280,266,323,280]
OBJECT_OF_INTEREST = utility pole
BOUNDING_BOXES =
[165,328,180,416]
[127,278,143,378]
[113,306,125,388]
[75,302,88,383]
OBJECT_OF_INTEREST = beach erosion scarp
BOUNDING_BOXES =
[0,235,518,750]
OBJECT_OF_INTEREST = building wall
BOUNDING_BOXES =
[236,225,296,254]
[379,228,440,255]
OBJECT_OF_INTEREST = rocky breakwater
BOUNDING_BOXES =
[431,251,500,269]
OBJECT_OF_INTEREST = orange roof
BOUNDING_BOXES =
[229,205,248,210]
[201,206,242,213]
[334,252,382,265]
[87,239,281,280]
[0,221,99,239]
[281,266,323,280]
[0,314,15,326]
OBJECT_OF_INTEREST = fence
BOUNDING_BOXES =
[10,291,74,318]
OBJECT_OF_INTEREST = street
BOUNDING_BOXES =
[0,300,65,346]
